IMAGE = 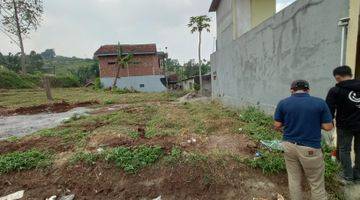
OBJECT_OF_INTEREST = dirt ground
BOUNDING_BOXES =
[0,91,294,199]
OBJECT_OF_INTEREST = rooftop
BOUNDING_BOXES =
[94,44,157,57]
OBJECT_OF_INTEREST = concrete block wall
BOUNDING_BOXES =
[211,0,350,112]
[101,75,167,92]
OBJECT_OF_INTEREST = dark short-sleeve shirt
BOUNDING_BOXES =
[274,93,333,149]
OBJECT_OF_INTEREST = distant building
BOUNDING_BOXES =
[178,74,212,97]
[94,44,167,92]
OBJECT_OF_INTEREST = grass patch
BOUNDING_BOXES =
[105,146,163,174]
[246,151,285,174]
[69,151,101,166]
[164,146,182,165]
[0,150,52,174]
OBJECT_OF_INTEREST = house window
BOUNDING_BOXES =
[140,84,145,88]
[108,61,116,65]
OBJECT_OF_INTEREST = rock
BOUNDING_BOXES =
[59,194,75,200]
[0,190,25,200]
[153,196,161,200]
[46,196,57,200]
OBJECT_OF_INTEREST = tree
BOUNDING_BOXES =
[0,0,44,74]
[112,43,133,89]
[41,49,56,59]
[26,50,43,73]
[188,15,211,94]
[0,52,21,72]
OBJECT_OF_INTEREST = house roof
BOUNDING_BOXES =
[94,44,157,57]
[209,0,221,12]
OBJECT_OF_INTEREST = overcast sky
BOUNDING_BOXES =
[0,0,296,63]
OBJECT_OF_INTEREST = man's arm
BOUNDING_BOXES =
[325,87,337,118]
[321,101,334,131]
[274,101,284,131]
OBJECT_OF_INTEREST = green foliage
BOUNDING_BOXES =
[69,151,101,166]
[43,56,96,76]
[0,68,41,89]
[50,75,80,88]
[128,131,140,139]
[247,151,286,174]
[105,146,163,173]
[94,77,103,90]
[193,83,200,91]
[69,62,99,85]
[240,107,282,141]
[323,145,341,182]
[112,88,139,94]
[41,49,56,59]
[6,136,19,143]
[164,147,182,164]
[0,150,52,174]
[104,100,114,105]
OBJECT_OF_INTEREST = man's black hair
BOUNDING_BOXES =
[333,66,352,77]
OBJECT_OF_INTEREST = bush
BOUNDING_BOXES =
[0,68,41,89]
[50,75,80,88]
[0,150,52,174]
[94,77,102,90]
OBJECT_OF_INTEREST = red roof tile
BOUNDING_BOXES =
[94,44,157,56]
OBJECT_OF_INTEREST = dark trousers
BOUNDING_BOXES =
[337,129,360,180]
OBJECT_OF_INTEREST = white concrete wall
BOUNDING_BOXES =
[211,0,350,112]
[234,0,252,38]
[101,75,167,92]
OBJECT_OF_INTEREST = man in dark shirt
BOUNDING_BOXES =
[274,80,333,200]
[326,66,360,182]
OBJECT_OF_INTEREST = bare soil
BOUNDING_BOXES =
[0,162,289,200]
[0,101,98,116]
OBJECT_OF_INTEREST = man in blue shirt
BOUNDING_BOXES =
[274,80,333,200]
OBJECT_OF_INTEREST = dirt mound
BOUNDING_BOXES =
[0,101,98,116]
[205,134,257,156]
[0,136,73,155]
[0,161,289,200]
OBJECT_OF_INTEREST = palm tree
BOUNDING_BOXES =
[112,42,133,89]
[188,15,211,94]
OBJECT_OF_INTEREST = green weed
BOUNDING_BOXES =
[69,151,101,166]
[246,151,285,174]
[105,146,163,173]
[0,150,52,174]
[164,147,182,164]
[6,136,19,143]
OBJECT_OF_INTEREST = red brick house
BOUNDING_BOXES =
[94,44,167,92]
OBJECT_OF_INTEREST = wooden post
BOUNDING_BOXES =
[42,76,53,102]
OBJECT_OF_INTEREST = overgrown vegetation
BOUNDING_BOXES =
[105,146,163,173]
[0,150,52,174]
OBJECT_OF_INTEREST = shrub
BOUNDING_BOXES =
[0,68,41,89]
[105,146,163,173]
[50,75,80,88]
[94,77,102,90]
[0,150,52,174]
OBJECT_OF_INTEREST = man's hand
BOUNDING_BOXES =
[274,121,283,131]
[321,123,334,131]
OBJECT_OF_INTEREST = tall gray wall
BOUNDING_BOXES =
[211,0,350,111]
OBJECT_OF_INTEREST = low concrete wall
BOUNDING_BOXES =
[101,75,167,92]
[211,0,350,112]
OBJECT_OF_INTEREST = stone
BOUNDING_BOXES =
[46,196,57,200]
[0,190,24,200]
[59,194,75,200]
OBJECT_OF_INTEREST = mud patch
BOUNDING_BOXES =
[0,101,98,116]
[203,134,257,156]
[0,136,73,155]
[0,161,290,199]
